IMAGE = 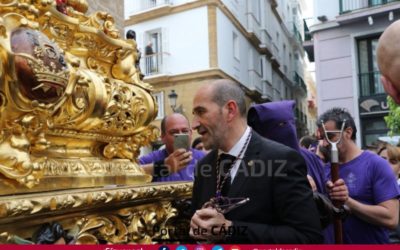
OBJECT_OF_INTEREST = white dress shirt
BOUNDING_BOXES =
[218,126,252,183]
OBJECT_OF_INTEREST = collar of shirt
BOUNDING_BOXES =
[218,126,252,183]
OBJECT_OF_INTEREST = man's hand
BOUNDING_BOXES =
[326,179,349,202]
[164,149,192,173]
[189,208,232,241]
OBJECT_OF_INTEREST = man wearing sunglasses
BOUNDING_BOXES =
[317,108,400,243]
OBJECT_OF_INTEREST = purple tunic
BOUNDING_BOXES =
[139,148,205,182]
[325,151,400,243]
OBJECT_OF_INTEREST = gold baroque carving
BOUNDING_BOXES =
[0,0,156,191]
[0,183,193,220]
[0,198,189,244]
[73,202,178,244]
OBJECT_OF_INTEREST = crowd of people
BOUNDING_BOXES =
[137,78,400,244]
[134,20,400,244]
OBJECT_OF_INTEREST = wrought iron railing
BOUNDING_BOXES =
[294,72,307,93]
[142,52,169,76]
[293,23,303,44]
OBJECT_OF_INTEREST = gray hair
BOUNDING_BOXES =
[210,79,247,117]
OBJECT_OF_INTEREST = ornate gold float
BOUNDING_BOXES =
[0,0,192,244]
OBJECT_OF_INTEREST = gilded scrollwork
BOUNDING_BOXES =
[0,183,192,220]
[72,202,178,244]
[0,0,157,191]
[0,182,193,244]
[0,0,181,245]
[81,11,119,39]
[0,113,49,188]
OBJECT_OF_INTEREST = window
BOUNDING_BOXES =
[152,91,164,120]
[144,29,164,75]
[361,116,388,148]
[233,32,239,60]
[357,35,384,96]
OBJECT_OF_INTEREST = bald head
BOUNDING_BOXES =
[377,20,400,103]
[161,113,189,135]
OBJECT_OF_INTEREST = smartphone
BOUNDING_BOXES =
[173,134,190,151]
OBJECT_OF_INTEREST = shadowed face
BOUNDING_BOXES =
[192,86,226,150]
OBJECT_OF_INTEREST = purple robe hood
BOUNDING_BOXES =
[247,100,300,151]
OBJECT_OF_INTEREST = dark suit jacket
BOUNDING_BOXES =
[192,132,323,243]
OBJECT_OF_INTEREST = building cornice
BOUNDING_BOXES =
[143,68,233,85]
[309,21,340,33]
[143,68,264,101]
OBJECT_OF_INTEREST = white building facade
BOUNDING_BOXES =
[310,0,400,147]
[125,0,311,136]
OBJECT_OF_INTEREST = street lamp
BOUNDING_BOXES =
[168,90,178,112]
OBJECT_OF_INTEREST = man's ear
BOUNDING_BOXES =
[344,127,353,140]
[381,75,400,104]
[225,100,238,121]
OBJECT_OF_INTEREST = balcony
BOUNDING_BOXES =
[260,27,273,54]
[128,0,172,14]
[303,19,314,62]
[141,52,170,76]
[246,12,261,44]
[261,80,273,101]
[248,69,263,95]
[359,71,385,97]
[292,23,303,45]
[271,42,281,66]
[339,0,399,14]
[293,72,307,94]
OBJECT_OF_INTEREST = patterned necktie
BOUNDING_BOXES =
[218,153,236,196]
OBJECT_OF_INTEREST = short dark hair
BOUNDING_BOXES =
[317,107,357,140]
[160,115,169,135]
[126,30,136,40]
[211,79,247,116]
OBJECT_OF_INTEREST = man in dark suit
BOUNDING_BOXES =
[189,79,323,243]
